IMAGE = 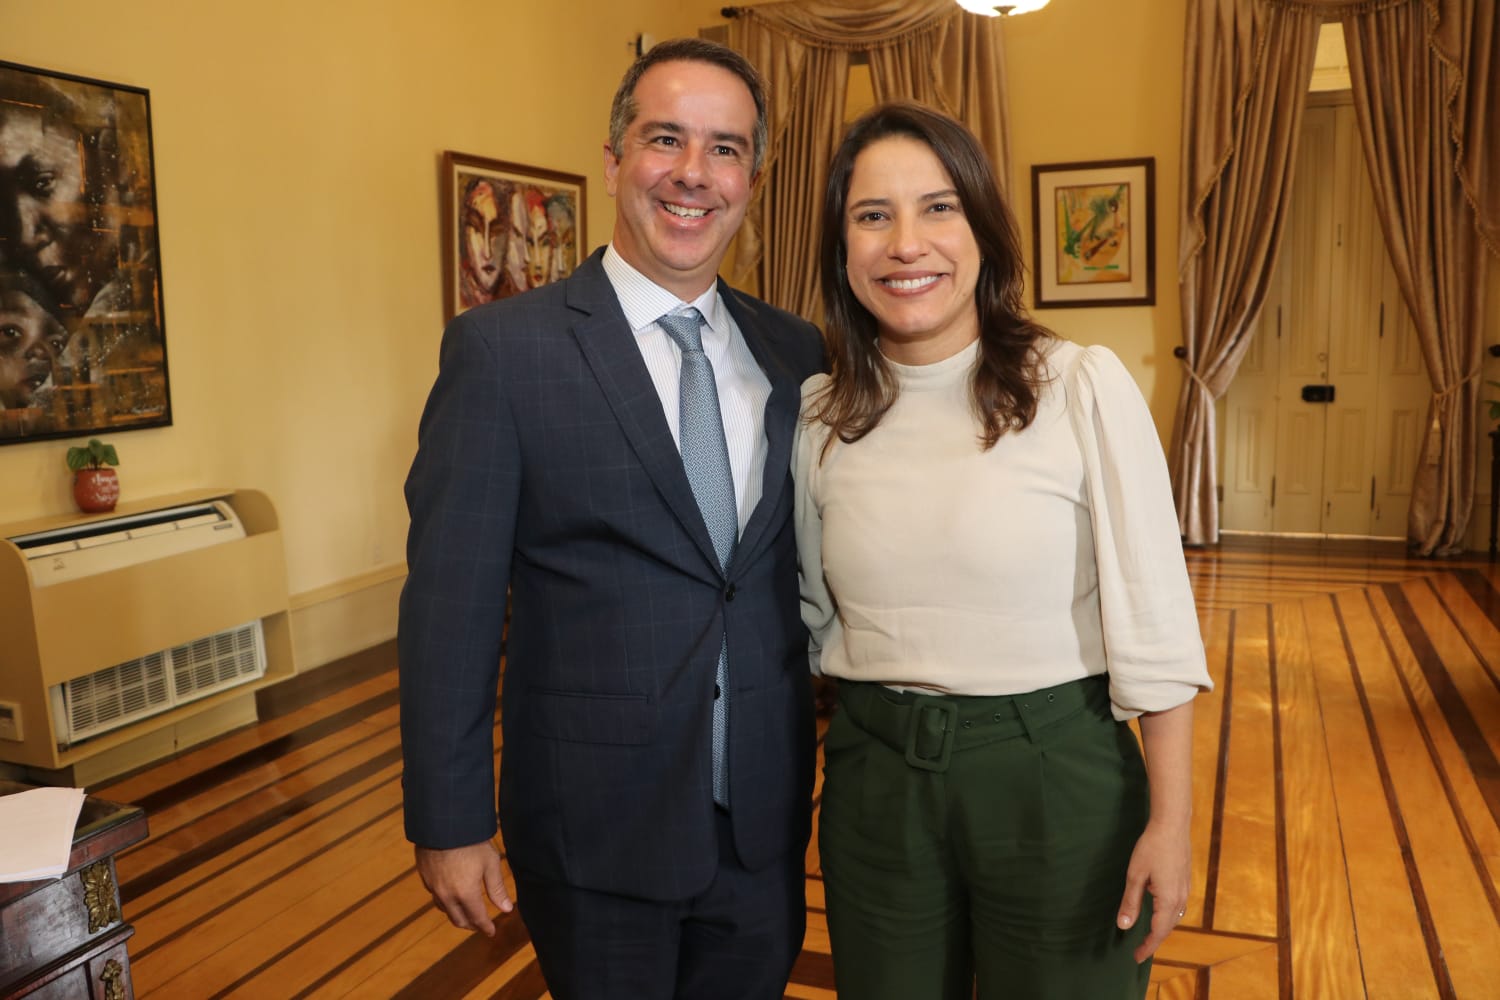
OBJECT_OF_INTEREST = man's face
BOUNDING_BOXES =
[0,287,68,408]
[0,108,110,311]
[461,182,503,293]
[603,60,758,300]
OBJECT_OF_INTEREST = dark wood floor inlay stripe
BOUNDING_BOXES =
[1201,609,1235,931]
[1267,603,1292,1000]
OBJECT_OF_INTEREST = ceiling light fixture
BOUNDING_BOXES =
[955,0,1051,16]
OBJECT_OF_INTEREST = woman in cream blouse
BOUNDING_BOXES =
[794,103,1212,1000]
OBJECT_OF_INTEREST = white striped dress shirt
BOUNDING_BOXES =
[602,245,770,535]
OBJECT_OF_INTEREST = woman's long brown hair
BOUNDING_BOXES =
[807,102,1053,452]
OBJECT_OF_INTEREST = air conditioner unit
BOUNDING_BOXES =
[9,502,268,748]
[13,501,245,587]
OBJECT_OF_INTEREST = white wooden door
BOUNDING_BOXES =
[1221,102,1427,539]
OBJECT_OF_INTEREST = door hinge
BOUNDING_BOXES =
[1277,306,1283,339]
[1370,476,1376,510]
[1270,475,1277,507]
[1217,483,1224,502]
[1378,302,1385,339]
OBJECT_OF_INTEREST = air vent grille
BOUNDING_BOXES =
[53,621,266,746]
[65,653,170,735]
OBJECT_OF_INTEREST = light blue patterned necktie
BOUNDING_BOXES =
[659,307,736,807]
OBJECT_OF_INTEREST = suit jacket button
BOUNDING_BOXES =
[725,584,737,602]
[714,684,721,699]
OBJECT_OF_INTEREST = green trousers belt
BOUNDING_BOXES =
[834,674,1110,771]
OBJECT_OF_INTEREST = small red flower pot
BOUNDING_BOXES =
[74,468,120,513]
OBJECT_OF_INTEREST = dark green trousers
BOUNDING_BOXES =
[819,675,1153,1000]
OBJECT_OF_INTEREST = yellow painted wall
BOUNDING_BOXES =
[1003,0,1189,443]
[0,0,734,620]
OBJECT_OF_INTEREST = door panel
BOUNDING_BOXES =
[1270,106,1337,534]
[1222,278,1280,531]
[1372,298,1430,534]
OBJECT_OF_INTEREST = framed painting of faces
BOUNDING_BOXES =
[0,60,172,444]
[441,151,586,323]
[1030,158,1155,309]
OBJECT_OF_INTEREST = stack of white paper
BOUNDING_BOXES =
[0,786,86,883]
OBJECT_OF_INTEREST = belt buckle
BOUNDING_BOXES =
[904,695,957,772]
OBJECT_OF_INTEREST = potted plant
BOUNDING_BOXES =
[66,438,121,513]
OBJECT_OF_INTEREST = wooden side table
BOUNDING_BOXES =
[0,784,148,999]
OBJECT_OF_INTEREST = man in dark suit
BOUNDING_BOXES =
[398,38,823,1000]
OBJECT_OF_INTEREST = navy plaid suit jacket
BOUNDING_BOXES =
[398,249,823,901]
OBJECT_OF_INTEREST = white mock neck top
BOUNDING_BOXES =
[793,338,1210,719]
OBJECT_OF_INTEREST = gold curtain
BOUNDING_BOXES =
[1345,0,1497,554]
[1170,0,1321,546]
[1171,0,1498,550]
[727,0,1009,323]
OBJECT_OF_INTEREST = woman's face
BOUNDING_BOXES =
[0,108,111,311]
[461,181,504,293]
[842,136,981,366]
[0,288,68,408]
[524,201,553,287]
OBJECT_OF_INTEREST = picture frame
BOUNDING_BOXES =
[1030,157,1155,309]
[441,151,587,323]
[0,60,172,444]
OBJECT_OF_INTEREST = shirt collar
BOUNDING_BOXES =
[603,243,728,337]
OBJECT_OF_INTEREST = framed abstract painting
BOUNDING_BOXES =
[0,60,172,444]
[1030,158,1155,309]
[441,152,586,323]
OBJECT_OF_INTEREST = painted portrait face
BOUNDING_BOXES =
[546,197,574,241]
[842,136,981,365]
[0,284,69,408]
[506,190,531,293]
[603,60,758,300]
[0,106,115,312]
[461,180,504,296]
[524,195,553,288]
[546,196,577,277]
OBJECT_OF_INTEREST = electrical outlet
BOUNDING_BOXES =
[0,700,22,742]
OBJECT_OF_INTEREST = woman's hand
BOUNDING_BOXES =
[1116,818,1191,962]
[1120,698,1197,963]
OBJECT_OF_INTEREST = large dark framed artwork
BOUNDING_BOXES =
[441,151,586,323]
[0,61,172,443]
[1030,157,1155,309]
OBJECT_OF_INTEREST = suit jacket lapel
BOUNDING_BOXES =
[722,282,800,572]
[566,254,724,577]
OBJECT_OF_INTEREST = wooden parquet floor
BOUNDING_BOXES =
[91,538,1500,998]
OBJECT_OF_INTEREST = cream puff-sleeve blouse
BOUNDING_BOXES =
[793,338,1212,720]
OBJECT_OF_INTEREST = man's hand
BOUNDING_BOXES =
[414,840,513,936]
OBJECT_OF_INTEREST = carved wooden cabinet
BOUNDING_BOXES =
[0,785,148,999]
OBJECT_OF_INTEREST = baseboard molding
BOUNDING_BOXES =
[288,564,406,672]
